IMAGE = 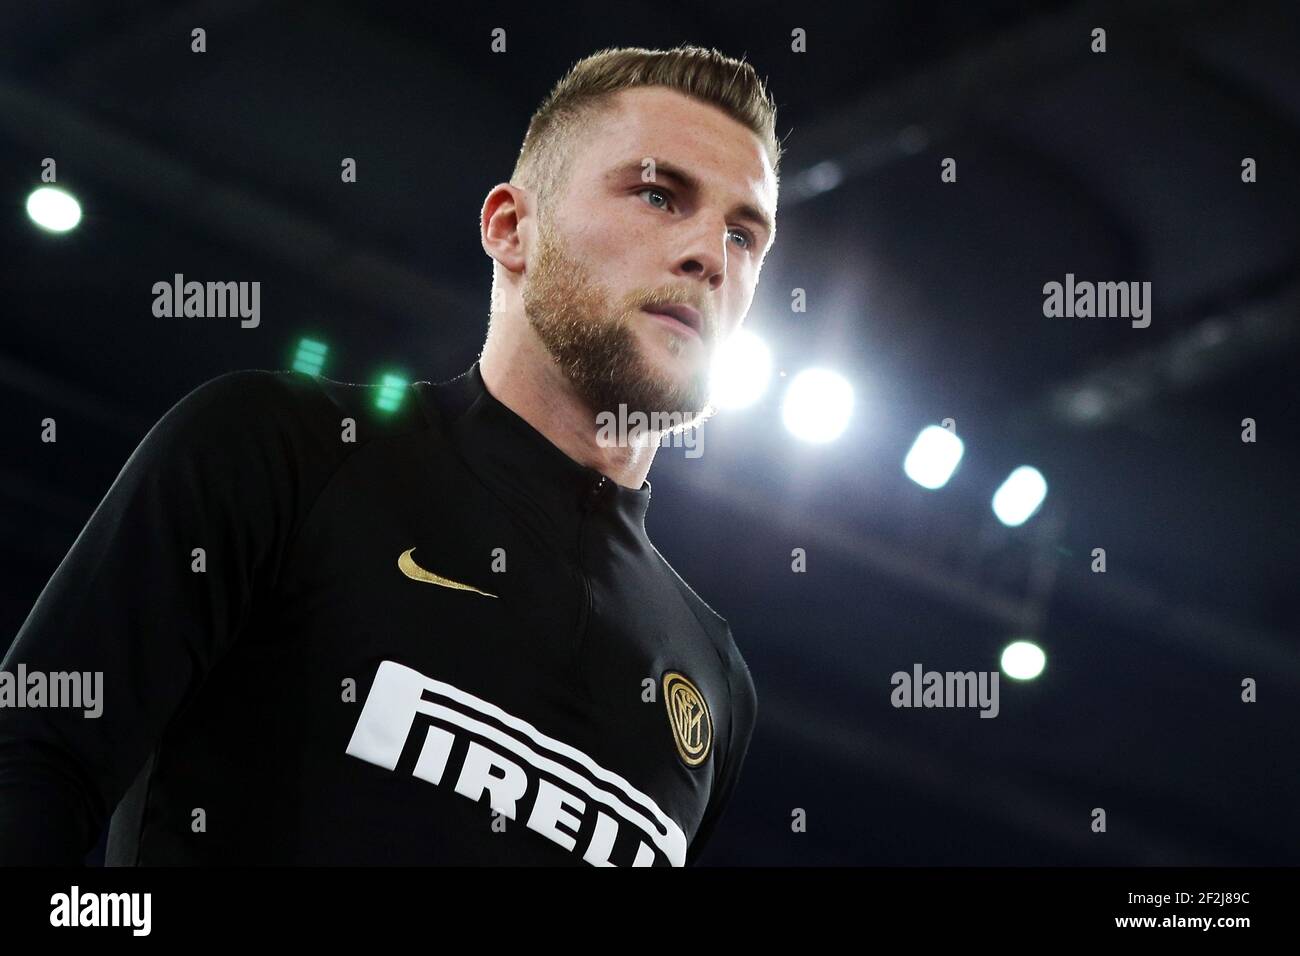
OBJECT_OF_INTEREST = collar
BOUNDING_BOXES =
[417,362,653,529]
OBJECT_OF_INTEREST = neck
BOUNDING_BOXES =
[478,319,657,490]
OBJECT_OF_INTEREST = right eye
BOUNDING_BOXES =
[638,187,674,211]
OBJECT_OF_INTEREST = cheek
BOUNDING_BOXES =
[579,225,656,290]
[573,217,634,264]
[727,269,758,314]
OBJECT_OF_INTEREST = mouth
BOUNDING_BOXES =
[642,303,703,339]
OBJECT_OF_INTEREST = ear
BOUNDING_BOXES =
[481,183,530,275]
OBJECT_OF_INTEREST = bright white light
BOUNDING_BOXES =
[781,367,854,443]
[1000,640,1046,680]
[26,187,82,233]
[709,329,772,409]
[903,425,964,489]
[992,465,1047,526]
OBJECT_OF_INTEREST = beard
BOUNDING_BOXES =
[521,217,716,431]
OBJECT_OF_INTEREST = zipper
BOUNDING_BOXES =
[572,474,607,706]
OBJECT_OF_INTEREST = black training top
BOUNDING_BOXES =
[0,362,757,866]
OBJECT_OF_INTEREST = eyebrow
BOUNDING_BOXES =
[606,158,775,245]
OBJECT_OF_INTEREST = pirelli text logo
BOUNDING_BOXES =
[663,671,712,767]
[346,660,688,866]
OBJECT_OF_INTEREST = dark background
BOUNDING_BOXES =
[2,0,1297,865]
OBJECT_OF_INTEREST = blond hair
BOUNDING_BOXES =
[512,44,782,217]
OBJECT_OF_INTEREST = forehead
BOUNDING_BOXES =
[574,86,777,215]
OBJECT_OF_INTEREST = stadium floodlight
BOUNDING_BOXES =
[903,425,964,489]
[992,465,1047,526]
[1000,640,1046,680]
[709,329,773,410]
[26,187,82,233]
[781,367,854,444]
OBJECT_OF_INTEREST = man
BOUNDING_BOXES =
[0,44,780,866]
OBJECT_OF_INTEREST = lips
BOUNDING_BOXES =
[643,303,703,337]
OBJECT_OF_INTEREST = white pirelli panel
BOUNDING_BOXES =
[346,659,688,866]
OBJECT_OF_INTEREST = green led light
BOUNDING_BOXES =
[293,338,328,376]
[376,374,406,412]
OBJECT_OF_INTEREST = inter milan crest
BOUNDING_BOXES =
[662,671,712,767]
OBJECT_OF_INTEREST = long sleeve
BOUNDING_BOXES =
[0,370,333,864]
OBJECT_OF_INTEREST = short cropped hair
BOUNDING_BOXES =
[511,44,782,218]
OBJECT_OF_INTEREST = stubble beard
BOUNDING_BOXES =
[522,217,716,430]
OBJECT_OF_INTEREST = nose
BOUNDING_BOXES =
[672,219,727,291]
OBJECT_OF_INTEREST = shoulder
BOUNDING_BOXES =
[646,536,731,631]
[123,370,436,510]
[156,369,432,450]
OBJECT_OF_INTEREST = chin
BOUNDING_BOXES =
[643,344,705,388]
[637,323,702,362]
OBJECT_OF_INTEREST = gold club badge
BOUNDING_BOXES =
[663,671,712,767]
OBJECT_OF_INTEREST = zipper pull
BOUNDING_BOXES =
[585,475,608,510]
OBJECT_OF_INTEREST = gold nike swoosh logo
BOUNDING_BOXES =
[398,548,498,598]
